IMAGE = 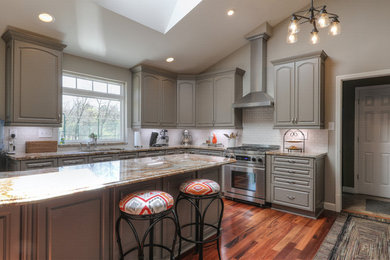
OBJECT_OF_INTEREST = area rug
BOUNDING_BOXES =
[366,199,390,215]
[314,213,390,260]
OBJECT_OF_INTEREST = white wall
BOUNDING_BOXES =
[207,0,390,204]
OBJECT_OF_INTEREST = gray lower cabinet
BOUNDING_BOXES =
[58,156,88,166]
[21,158,58,171]
[34,190,110,259]
[2,27,66,126]
[189,149,224,157]
[177,79,196,127]
[131,65,177,128]
[0,206,21,260]
[270,155,325,218]
[195,68,244,128]
[272,51,327,129]
[138,150,166,158]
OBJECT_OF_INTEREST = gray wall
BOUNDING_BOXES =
[206,0,390,204]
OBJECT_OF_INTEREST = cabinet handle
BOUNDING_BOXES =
[287,181,296,184]
[287,195,296,200]
[64,159,84,165]
[288,170,295,174]
[288,160,296,164]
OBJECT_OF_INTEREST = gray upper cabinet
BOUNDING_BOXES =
[131,65,177,128]
[195,77,214,127]
[195,68,244,128]
[272,51,327,129]
[177,79,196,127]
[161,78,177,126]
[2,27,66,126]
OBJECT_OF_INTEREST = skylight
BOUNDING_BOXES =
[96,0,202,34]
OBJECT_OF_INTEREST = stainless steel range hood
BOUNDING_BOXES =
[233,32,274,108]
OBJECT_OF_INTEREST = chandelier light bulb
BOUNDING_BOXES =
[317,12,330,28]
[287,33,298,44]
[311,30,320,44]
[288,16,300,34]
[329,18,341,36]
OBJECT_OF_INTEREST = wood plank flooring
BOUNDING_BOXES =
[181,199,337,260]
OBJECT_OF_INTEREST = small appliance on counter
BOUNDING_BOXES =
[134,131,142,148]
[181,130,192,145]
[156,129,169,146]
[7,133,16,154]
[149,132,159,147]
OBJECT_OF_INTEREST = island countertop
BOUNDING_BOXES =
[0,154,234,206]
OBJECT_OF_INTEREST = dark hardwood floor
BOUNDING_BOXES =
[181,199,337,260]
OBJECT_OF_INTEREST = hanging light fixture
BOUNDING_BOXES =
[287,0,340,44]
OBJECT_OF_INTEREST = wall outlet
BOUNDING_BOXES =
[328,122,335,131]
[39,128,53,138]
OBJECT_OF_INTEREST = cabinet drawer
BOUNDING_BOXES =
[138,151,165,158]
[272,165,313,178]
[272,175,312,189]
[273,156,313,168]
[165,149,178,155]
[272,186,312,211]
[89,155,116,163]
[117,153,137,160]
[21,159,57,171]
[58,157,87,166]
[196,150,223,157]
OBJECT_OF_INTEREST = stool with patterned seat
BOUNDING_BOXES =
[175,179,224,260]
[115,190,179,260]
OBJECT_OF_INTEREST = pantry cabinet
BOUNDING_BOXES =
[2,27,66,126]
[272,51,327,129]
[131,65,177,128]
[195,68,244,128]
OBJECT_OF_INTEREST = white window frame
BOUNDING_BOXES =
[61,70,126,143]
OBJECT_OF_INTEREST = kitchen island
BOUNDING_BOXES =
[0,154,234,259]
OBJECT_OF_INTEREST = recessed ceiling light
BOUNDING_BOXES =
[227,9,235,16]
[166,57,174,63]
[39,13,54,23]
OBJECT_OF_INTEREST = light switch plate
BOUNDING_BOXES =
[328,122,335,131]
[39,128,53,138]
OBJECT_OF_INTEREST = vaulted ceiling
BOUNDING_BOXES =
[0,0,309,73]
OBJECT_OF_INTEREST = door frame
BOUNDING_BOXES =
[335,69,390,212]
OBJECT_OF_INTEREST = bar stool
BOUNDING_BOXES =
[175,179,224,260]
[116,190,179,260]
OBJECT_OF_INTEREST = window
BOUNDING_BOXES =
[60,72,125,143]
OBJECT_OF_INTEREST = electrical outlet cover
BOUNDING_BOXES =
[39,128,53,138]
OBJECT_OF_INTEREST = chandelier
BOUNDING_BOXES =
[287,0,341,44]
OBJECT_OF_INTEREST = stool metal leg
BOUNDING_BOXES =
[149,219,154,260]
[195,198,200,254]
[116,216,124,260]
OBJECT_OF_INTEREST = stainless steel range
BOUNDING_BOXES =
[223,144,280,205]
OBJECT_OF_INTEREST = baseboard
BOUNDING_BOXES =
[324,202,337,211]
[342,186,356,194]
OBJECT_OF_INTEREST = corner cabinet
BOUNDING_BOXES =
[195,68,244,128]
[272,51,327,129]
[2,27,66,126]
[131,65,177,128]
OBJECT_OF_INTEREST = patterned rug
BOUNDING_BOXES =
[314,213,390,260]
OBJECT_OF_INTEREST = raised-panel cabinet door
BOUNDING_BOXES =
[35,190,110,260]
[213,74,235,127]
[274,63,295,127]
[161,78,177,127]
[196,78,214,127]
[295,58,319,126]
[142,73,161,126]
[13,41,62,125]
[177,80,196,127]
[0,206,21,260]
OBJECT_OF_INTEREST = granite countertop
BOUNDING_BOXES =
[266,150,327,159]
[6,145,226,161]
[0,154,234,206]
